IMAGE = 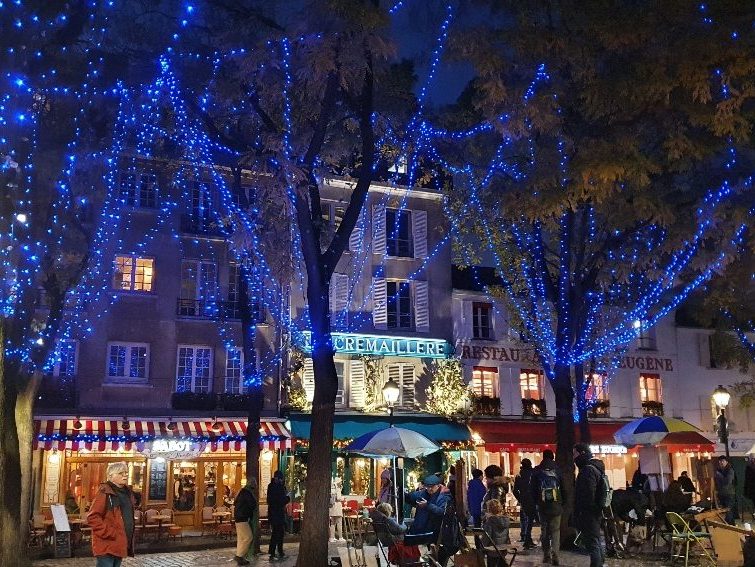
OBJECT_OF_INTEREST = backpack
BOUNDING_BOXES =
[540,469,561,504]
[588,463,613,509]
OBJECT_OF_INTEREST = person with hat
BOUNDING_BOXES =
[573,443,606,567]
[715,455,737,524]
[266,470,290,561]
[407,474,451,538]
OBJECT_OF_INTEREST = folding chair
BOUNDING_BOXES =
[472,527,517,567]
[665,512,715,566]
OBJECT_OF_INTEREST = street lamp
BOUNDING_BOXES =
[713,385,731,459]
[382,378,400,419]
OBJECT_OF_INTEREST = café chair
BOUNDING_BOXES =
[666,511,715,567]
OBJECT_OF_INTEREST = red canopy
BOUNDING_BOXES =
[470,419,629,452]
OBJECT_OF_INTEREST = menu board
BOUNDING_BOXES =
[148,459,168,501]
[43,456,61,505]
[54,531,71,559]
[260,462,272,495]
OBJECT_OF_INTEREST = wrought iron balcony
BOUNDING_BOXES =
[472,396,501,417]
[176,299,263,322]
[171,391,254,411]
[180,213,230,237]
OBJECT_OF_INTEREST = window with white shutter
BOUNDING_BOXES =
[386,209,413,257]
[414,281,429,333]
[387,364,415,409]
[412,209,428,259]
[329,273,350,326]
[349,360,366,408]
[372,204,386,255]
[303,358,315,402]
[335,361,346,407]
[387,281,412,329]
[372,277,388,330]
[349,209,366,252]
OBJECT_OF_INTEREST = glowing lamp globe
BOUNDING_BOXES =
[712,385,731,409]
[382,378,400,406]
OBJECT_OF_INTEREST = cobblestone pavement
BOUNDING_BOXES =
[34,541,670,567]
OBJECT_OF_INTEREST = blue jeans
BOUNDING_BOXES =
[519,510,533,542]
[96,556,123,567]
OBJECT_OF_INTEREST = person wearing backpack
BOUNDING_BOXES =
[574,443,608,567]
[532,450,563,565]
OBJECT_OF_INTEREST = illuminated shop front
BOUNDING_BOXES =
[34,418,291,529]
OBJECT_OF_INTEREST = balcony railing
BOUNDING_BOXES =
[522,398,547,417]
[642,400,664,416]
[589,400,611,418]
[472,396,501,416]
[177,299,263,322]
[37,376,78,409]
[171,391,256,411]
[180,214,230,237]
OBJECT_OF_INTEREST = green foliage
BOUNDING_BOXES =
[285,348,310,412]
[424,358,471,417]
[356,355,383,412]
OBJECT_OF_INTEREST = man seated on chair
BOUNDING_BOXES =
[405,474,451,545]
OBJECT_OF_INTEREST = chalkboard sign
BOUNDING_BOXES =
[148,459,168,501]
[54,531,71,559]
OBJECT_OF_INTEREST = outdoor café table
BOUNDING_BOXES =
[152,514,172,540]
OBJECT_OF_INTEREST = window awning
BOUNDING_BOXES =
[469,419,629,452]
[33,418,292,452]
[289,413,473,448]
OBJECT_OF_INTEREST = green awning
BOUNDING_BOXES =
[289,413,472,444]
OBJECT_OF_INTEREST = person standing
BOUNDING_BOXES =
[267,470,290,561]
[87,462,138,567]
[233,480,257,566]
[573,443,606,567]
[468,468,486,528]
[532,450,563,565]
[482,465,509,513]
[715,455,737,524]
[513,458,536,548]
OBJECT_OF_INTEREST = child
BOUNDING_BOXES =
[482,498,510,567]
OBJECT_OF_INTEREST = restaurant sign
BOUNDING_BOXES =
[589,444,628,455]
[301,331,451,359]
[141,440,205,460]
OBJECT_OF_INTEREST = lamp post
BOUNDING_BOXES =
[382,378,400,421]
[713,385,731,459]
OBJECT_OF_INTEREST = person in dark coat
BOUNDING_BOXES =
[482,465,509,512]
[574,443,606,567]
[266,470,290,561]
[468,468,486,528]
[407,474,451,537]
[744,458,755,510]
[513,458,536,548]
[715,455,737,524]
[678,471,698,508]
[661,480,690,515]
[233,480,257,566]
[532,449,563,565]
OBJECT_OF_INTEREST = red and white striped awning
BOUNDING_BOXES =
[33,418,292,452]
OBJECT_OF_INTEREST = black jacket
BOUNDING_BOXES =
[267,480,290,526]
[513,467,536,516]
[234,486,258,523]
[531,459,564,517]
[575,454,605,518]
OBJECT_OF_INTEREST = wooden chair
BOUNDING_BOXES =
[216,522,234,540]
[706,520,748,567]
[133,509,144,542]
[666,512,715,566]
[159,508,176,528]
[200,506,216,536]
[144,509,160,540]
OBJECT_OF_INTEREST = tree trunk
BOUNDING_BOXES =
[296,285,338,567]
[17,371,41,542]
[552,363,576,546]
[575,363,591,443]
[0,323,30,567]
[246,389,263,553]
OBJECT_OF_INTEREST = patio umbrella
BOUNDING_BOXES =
[345,426,441,518]
[614,416,713,490]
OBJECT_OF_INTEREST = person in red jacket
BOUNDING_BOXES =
[87,462,138,567]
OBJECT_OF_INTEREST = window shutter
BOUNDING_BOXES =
[412,209,428,259]
[414,281,429,333]
[349,360,366,408]
[387,365,401,405]
[372,277,388,330]
[303,358,315,402]
[400,366,415,408]
[349,209,366,252]
[372,204,386,255]
[698,333,711,368]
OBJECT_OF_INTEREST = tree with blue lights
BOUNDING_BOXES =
[438,0,755,527]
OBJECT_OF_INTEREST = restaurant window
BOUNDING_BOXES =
[472,302,493,340]
[119,170,159,208]
[172,461,197,511]
[386,280,412,329]
[386,208,413,258]
[113,255,154,292]
[472,366,497,398]
[66,461,145,513]
[204,463,219,508]
[586,373,610,417]
[175,345,213,393]
[106,342,149,381]
[520,369,546,417]
[640,373,663,416]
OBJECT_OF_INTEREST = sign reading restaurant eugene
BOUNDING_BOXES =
[458,343,674,371]
[301,331,451,359]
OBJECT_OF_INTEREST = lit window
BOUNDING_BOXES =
[386,209,413,257]
[472,366,497,398]
[586,373,609,402]
[107,342,149,381]
[639,373,662,402]
[119,171,158,208]
[472,302,493,339]
[175,346,213,393]
[387,281,412,329]
[113,255,154,292]
[519,369,544,400]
